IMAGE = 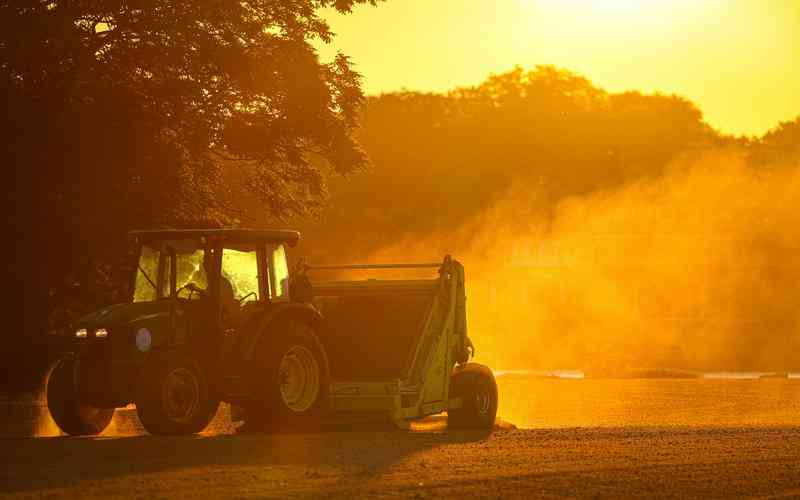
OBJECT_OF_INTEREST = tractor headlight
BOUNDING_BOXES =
[75,328,88,339]
[95,328,109,339]
[135,328,152,352]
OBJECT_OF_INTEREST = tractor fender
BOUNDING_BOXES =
[241,302,326,362]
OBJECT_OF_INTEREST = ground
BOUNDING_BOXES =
[4,378,800,498]
[4,423,800,498]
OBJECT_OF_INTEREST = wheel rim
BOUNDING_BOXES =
[475,379,491,415]
[278,345,320,413]
[162,367,200,423]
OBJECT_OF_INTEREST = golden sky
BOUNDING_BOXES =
[318,0,800,136]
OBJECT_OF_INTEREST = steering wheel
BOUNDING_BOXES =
[177,283,205,300]
[238,291,257,305]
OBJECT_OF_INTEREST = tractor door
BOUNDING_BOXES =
[219,244,263,330]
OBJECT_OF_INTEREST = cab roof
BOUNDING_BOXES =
[128,228,300,247]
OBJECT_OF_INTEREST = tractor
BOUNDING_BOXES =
[46,229,498,435]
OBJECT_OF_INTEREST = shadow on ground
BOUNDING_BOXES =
[0,421,496,495]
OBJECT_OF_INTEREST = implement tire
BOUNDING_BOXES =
[46,356,114,436]
[447,363,498,430]
[135,353,219,436]
[242,320,330,433]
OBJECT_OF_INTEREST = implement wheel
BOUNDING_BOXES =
[135,353,219,435]
[242,320,330,432]
[46,356,114,436]
[447,363,498,430]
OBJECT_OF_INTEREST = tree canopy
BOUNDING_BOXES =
[4,0,375,222]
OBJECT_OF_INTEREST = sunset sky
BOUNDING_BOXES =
[318,0,800,137]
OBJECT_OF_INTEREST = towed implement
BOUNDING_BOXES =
[47,229,497,435]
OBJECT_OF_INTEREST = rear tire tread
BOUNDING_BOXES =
[447,362,498,430]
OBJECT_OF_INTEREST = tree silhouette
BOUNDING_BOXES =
[750,118,800,166]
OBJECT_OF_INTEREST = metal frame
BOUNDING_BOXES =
[308,262,442,270]
[307,256,471,428]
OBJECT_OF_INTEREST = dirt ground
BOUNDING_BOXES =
[4,379,800,498]
[4,423,800,498]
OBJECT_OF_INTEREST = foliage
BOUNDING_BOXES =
[750,118,800,166]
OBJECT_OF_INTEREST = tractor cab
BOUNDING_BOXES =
[129,229,297,337]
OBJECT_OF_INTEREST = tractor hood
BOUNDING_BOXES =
[76,301,171,329]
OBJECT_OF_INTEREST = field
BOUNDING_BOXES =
[4,376,800,498]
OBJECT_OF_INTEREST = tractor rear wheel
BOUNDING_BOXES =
[447,363,498,430]
[135,353,219,435]
[46,356,114,436]
[242,320,330,433]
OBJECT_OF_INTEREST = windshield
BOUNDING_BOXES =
[133,241,206,302]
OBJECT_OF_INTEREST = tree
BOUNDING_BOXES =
[750,117,800,166]
[1,0,378,391]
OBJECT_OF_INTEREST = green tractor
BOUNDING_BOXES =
[47,229,497,436]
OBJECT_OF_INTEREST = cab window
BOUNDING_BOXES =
[271,244,289,299]
[134,245,159,302]
[134,242,205,302]
[174,249,206,299]
[221,247,259,304]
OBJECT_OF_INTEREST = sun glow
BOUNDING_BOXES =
[319,0,800,135]
[520,0,698,34]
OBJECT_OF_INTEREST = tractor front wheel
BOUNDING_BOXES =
[135,353,219,435]
[46,356,114,436]
[447,363,498,430]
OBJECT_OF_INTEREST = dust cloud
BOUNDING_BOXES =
[30,366,60,437]
[34,406,61,437]
[367,152,800,372]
